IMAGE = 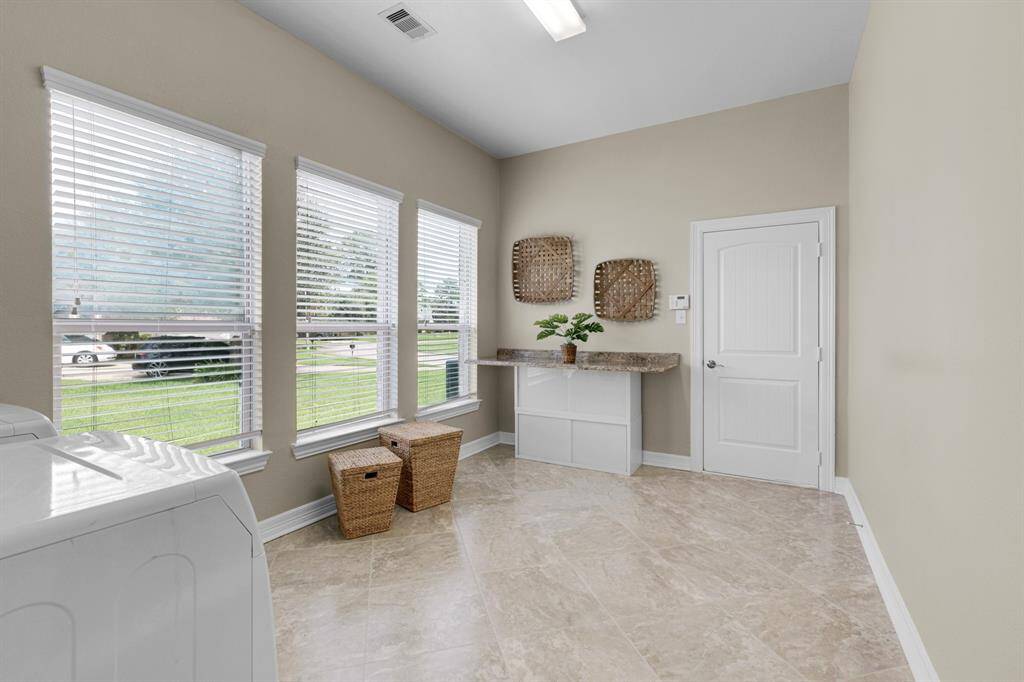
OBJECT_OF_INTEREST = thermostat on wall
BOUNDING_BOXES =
[668,294,689,310]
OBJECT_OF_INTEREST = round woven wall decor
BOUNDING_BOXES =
[511,236,574,303]
[593,258,657,321]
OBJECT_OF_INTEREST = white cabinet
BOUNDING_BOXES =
[513,367,642,475]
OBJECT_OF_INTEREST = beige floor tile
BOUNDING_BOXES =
[276,664,364,682]
[366,572,494,662]
[541,508,648,558]
[364,642,508,681]
[456,453,503,477]
[842,666,915,682]
[811,573,896,633]
[452,495,531,526]
[732,521,873,589]
[452,473,517,503]
[658,541,798,601]
[569,549,701,621]
[267,516,366,553]
[483,444,515,460]
[370,531,472,586]
[749,489,853,527]
[271,543,373,589]
[512,486,603,515]
[458,517,561,572]
[373,504,454,540]
[500,622,657,682]
[724,588,907,681]
[619,603,803,681]
[760,539,871,588]
[478,562,607,638]
[273,583,369,677]
[709,474,820,502]
[496,459,577,492]
[270,447,903,682]
[601,498,719,548]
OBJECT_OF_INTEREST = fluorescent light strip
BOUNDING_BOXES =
[523,0,586,42]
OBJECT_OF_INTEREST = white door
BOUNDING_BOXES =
[702,222,820,486]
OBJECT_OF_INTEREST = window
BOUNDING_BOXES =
[416,201,479,411]
[46,68,264,456]
[296,158,400,433]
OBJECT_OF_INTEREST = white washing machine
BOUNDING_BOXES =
[0,406,277,682]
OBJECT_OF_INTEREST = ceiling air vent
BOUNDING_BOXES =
[379,3,436,41]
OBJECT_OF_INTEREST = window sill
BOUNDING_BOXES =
[292,415,403,460]
[213,448,271,476]
[415,397,481,422]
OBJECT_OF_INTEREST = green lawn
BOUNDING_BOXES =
[60,331,466,450]
[61,376,244,447]
[61,368,454,449]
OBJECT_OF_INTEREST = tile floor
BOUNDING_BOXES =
[266,444,910,682]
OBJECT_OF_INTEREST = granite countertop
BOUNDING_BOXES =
[471,348,681,373]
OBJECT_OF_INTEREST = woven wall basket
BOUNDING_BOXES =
[512,236,574,303]
[593,258,657,321]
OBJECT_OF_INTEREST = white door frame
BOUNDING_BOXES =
[690,207,836,491]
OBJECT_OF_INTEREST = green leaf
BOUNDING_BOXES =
[578,333,589,342]
[573,312,592,322]
[536,329,556,340]
[551,313,569,324]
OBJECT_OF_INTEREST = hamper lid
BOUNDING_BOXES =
[328,447,402,476]
[378,420,463,445]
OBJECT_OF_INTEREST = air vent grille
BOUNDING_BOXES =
[379,3,436,41]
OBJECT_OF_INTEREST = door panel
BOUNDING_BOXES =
[703,222,819,486]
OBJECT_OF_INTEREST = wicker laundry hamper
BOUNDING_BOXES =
[327,447,402,539]
[379,421,463,512]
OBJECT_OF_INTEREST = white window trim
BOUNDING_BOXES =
[292,414,404,460]
[415,396,481,422]
[295,160,401,435]
[416,199,483,228]
[46,73,265,459]
[41,66,266,157]
[415,203,480,411]
[296,156,403,202]
[214,448,272,476]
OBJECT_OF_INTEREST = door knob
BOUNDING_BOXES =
[706,360,723,369]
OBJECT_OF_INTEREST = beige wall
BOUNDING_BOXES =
[848,2,1024,679]
[497,86,850,467]
[0,0,501,520]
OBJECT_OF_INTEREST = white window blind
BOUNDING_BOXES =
[46,73,263,455]
[416,201,479,409]
[296,158,401,432]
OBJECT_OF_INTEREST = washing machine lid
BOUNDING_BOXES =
[0,403,58,442]
[0,431,239,559]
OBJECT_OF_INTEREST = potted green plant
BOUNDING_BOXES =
[533,312,605,364]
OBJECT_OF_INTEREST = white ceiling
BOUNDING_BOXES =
[241,0,868,158]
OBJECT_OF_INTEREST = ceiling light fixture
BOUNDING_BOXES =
[522,0,586,42]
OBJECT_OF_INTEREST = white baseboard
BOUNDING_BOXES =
[259,494,336,543]
[259,431,504,543]
[459,431,500,459]
[835,477,939,682]
[498,431,515,445]
[642,450,693,471]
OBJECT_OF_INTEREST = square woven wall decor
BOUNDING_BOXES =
[593,258,657,321]
[511,236,574,303]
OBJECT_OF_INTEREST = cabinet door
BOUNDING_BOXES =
[517,367,569,412]
[567,371,630,421]
[517,414,572,464]
[572,421,628,474]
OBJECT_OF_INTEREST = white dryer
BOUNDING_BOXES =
[0,408,277,682]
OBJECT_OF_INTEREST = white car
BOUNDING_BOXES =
[61,334,118,365]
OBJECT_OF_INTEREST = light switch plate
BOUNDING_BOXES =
[675,310,687,324]
[668,294,690,310]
